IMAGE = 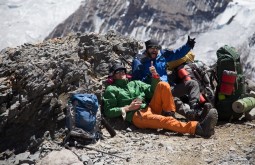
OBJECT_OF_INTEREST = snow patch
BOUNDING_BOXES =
[0,0,83,50]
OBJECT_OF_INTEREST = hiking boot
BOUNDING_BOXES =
[186,110,199,121]
[187,102,213,121]
[203,102,213,111]
[198,102,213,122]
[195,108,218,138]
[186,108,203,121]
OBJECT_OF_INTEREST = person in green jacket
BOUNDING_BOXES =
[103,63,218,138]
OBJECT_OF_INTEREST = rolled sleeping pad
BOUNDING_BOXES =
[232,97,255,113]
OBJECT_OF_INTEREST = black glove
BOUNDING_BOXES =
[187,35,196,49]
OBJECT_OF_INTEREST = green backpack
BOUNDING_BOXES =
[215,45,246,121]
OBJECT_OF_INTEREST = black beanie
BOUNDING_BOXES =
[145,39,160,49]
[109,63,126,76]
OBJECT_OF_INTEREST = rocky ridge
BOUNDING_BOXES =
[0,30,139,154]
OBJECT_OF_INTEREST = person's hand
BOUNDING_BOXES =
[149,61,160,78]
[187,35,196,49]
[125,99,142,112]
[149,61,158,76]
[121,98,143,120]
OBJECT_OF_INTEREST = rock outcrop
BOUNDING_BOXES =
[0,31,140,155]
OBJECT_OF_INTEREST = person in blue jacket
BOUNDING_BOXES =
[132,36,207,121]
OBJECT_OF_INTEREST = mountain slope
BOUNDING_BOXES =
[46,0,255,80]
[46,0,229,46]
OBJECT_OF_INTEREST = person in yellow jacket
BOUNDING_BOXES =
[103,63,218,137]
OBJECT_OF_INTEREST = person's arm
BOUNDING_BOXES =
[164,36,196,62]
[131,56,143,81]
[132,53,152,83]
[163,44,191,62]
[137,69,161,101]
[103,85,143,120]
[103,87,122,118]
[132,57,142,80]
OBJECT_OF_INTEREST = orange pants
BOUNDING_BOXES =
[132,82,198,134]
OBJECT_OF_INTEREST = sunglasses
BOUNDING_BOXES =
[148,46,159,50]
[114,69,126,74]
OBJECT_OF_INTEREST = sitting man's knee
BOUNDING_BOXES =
[185,79,199,87]
[158,81,171,89]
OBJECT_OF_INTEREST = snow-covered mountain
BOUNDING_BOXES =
[0,0,83,50]
[0,0,254,80]
[46,0,229,46]
[45,0,255,81]
[175,0,255,80]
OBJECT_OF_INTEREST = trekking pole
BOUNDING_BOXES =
[101,117,116,137]
[63,131,71,145]
[118,53,132,66]
[76,144,130,162]
[64,143,130,162]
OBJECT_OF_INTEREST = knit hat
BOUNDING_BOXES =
[145,39,160,49]
[109,63,126,76]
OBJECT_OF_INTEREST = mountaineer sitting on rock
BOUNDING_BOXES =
[131,37,211,121]
[103,63,218,138]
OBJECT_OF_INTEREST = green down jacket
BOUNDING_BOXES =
[103,78,159,123]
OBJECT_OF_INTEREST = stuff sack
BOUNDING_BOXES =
[215,45,246,121]
[65,93,101,145]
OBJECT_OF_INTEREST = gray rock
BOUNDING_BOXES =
[36,149,83,165]
[14,151,30,164]
[0,31,139,154]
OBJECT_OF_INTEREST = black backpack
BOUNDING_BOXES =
[172,60,216,105]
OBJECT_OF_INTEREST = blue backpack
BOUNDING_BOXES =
[65,93,100,144]
[70,93,98,132]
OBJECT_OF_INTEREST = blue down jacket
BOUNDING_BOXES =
[132,43,192,84]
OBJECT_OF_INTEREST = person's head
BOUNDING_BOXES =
[145,39,161,59]
[109,63,127,80]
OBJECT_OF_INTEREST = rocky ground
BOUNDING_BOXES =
[100,118,255,165]
[1,116,254,165]
[0,31,254,165]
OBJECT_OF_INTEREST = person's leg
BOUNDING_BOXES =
[149,82,176,114]
[132,106,218,138]
[174,97,192,117]
[171,80,200,107]
[172,80,207,120]
[132,107,198,134]
[133,81,217,137]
